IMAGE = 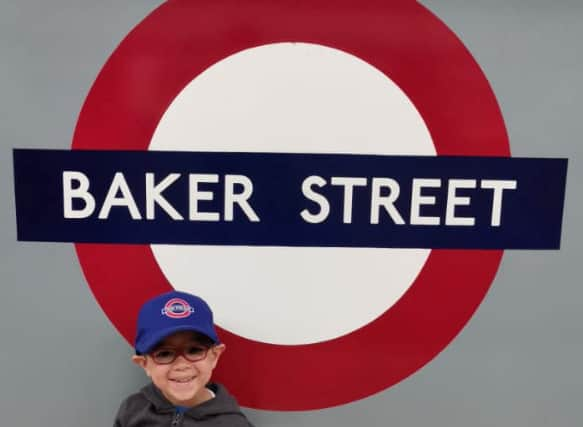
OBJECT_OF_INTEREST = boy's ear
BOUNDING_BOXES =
[132,355,147,369]
[210,344,226,368]
[214,343,226,356]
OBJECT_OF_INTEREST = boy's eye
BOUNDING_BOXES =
[185,346,206,357]
[153,349,175,360]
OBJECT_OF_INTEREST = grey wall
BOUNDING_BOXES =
[1,1,581,426]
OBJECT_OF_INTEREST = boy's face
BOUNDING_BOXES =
[132,331,225,407]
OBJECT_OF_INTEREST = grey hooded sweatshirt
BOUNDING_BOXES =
[114,382,254,427]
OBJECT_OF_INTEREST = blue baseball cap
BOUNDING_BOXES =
[134,290,220,355]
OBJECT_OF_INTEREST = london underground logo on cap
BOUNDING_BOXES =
[11,0,568,411]
[162,298,194,319]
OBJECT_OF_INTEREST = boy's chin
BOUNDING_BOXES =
[163,384,207,406]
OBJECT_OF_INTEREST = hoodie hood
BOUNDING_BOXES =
[141,382,247,421]
[114,381,253,427]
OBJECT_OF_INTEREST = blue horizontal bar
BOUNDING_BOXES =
[13,149,568,249]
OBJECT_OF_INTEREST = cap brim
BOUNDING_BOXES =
[136,324,219,355]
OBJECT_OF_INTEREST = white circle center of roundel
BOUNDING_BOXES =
[149,43,434,345]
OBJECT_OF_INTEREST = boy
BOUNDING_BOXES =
[114,290,254,426]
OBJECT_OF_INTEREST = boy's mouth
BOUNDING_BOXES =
[170,376,195,384]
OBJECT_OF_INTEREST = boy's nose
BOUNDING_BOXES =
[173,355,193,367]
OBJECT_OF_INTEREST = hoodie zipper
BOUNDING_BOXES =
[170,411,184,427]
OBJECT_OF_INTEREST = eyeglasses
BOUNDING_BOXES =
[149,345,210,365]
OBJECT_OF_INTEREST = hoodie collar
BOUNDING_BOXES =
[141,382,243,420]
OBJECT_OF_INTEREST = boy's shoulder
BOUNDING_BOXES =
[115,383,254,427]
[114,387,156,427]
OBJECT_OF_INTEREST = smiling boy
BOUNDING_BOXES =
[113,291,254,427]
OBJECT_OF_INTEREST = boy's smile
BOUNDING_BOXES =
[133,331,225,407]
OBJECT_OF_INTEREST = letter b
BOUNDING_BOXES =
[63,171,96,219]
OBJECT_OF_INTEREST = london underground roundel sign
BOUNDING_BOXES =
[72,0,508,410]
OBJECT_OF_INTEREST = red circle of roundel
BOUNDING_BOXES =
[163,298,193,319]
[72,0,509,410]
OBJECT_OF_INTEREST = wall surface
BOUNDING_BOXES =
[1,1,581,426]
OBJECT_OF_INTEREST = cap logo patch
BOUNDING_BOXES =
[161,298,194,319]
